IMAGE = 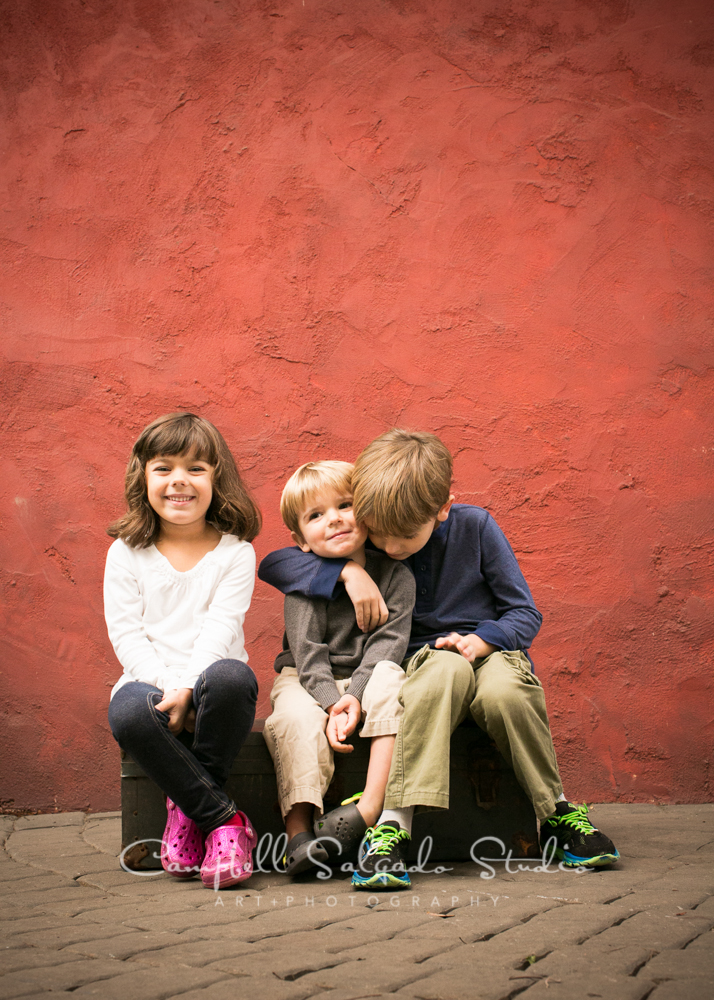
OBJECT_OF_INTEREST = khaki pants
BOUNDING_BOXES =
[384,647,563,821]
[264,662,406,818]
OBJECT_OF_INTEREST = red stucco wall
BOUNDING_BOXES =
[1,0,713,813]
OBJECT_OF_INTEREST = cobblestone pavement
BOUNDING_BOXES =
[1,805,713,1000]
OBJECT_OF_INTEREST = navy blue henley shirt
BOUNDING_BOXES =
[258,504,542,658]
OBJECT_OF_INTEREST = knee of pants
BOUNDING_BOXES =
[476,662,536,718]
[477,683,521,719]
[361,661,405,718]
[417,650,474,688]
[202,659,258,704]
[107,685,160,745]
[265,698,327,747]
[268,703,326,746]
[403,650,474,712]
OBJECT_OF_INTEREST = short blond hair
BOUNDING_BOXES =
[280,461,354,539]
[353,429,452,536]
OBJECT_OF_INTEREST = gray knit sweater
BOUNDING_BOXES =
[273,550,416,710]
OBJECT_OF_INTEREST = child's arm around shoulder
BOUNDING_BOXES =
[326,558,415,753]
[258,546,343,599]
[103,539,169,689]
[259,546,388,633]
[346,556,416,702]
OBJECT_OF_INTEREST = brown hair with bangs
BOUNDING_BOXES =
[107,412,261,548]
[352,429,452,537]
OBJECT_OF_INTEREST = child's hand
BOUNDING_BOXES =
[435,633,497,664]
[326,694,361,753]
[340,561,388,632]
[155,688,195,734]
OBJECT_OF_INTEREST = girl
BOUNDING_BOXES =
[105,412,261,889]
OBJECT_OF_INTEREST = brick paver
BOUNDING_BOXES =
[513,973,655,1000]
[0,958,127,1000]
[0,804,712,1000]
[648,982,714,1000]
[635,944,714,981]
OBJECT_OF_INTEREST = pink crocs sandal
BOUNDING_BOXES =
[161,798,205,879]
[200,811,258,889]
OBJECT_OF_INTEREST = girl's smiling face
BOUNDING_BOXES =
[145,452,215,529]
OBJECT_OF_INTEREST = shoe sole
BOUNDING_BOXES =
[164,867,200,880]
[351,872,411,890]
[201,869,254,889]
[558,848,621,868]
[283,841,330,876]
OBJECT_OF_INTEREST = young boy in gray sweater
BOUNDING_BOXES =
[263,461,416,876]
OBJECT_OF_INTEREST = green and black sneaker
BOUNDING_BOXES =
[351,822,411,890]
[541,802,620,869]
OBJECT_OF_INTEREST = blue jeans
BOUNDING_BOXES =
[108,659,257,832]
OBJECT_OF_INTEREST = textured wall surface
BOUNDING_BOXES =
[1,0,713,812]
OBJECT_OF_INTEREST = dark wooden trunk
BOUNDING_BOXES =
[120,718,538,869]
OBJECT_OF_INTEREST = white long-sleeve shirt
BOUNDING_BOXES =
[104,534,255,700]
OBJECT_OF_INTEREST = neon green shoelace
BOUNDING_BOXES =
[548,804,596,835]
[365,824,410,856]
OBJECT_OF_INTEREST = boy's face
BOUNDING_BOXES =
[292,489,368,559]
[365,497,454,560]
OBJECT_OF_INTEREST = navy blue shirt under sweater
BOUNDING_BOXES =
[258,504,542,658]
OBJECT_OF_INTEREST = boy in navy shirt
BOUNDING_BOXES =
[260,429,619,889]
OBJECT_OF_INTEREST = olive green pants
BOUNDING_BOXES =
[383,646,563,821]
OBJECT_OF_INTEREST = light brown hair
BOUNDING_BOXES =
[107,412,261,548]
[280,461,354,541]
[352,429,452,536]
